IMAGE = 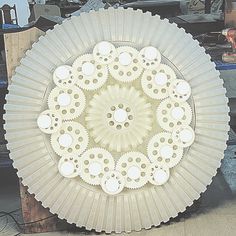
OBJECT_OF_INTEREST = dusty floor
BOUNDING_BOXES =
[1,157,236,236]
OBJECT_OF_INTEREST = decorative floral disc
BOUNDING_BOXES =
[4,8,229,234]
[86,85,153,152]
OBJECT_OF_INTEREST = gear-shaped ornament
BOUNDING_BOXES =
[138,46,162,70]
[51,121,88,157]
[73,54,108,90]
[93,41,117,64]
[4,8,229,234]
[79,148,115,185]
[53,65,77,88]
[101,170,125,195]
[116,152,150,189]
[156,98,192,132]
[58,155,80,178]
[172,125,195,147]
[37,110,62,134]
[169,79,191,102]
[141,64,176,99]
[147,162,170,185]
[108,46,143,83]
[48,86,86,120]
[147,132,184,168]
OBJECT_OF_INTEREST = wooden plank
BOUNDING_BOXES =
[4,27,44,81]
[4,27,67,233]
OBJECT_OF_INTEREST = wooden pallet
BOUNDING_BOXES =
[4,27,68,234]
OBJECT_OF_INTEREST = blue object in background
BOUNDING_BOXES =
[215,61,236,70]
[0,80,7,88]
[1,24,20,29]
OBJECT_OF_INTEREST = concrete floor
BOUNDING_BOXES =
[0,160,236,236]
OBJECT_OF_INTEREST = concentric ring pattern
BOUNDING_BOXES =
[4,8,229,233]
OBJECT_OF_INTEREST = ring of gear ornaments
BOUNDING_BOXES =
[37,41,195,195]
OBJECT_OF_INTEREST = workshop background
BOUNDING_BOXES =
[0,0,236,235]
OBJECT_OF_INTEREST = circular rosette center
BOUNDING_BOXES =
[86,85,153,152]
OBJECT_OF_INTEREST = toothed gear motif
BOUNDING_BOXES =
[172,125,195,148]
[72,54,108,90]
[93,41,117,64]
[86,85,153,152]
[37,110,62,134]
[53,65,77,88]
[108,46,143,83]
[58,155,80,178]
[147,162,170,185]
[169,79,191,102]
[138,46,161,70]
[141,64,176,99]
[4,8,231,234]
[116,152,150,189]
[80,148,115,186]
[51,121,88,157]
[156,98,192,132]
[48,86,86,120]
[147,132,184,168]
[101,170,125,195]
